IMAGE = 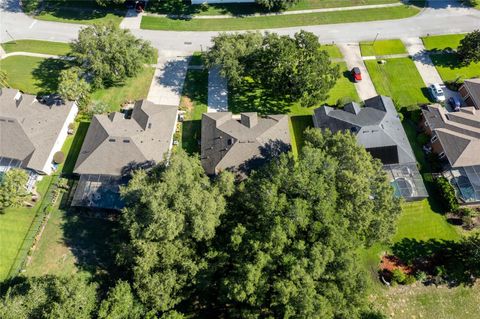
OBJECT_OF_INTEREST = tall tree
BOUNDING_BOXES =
[58,67,91,112]
[98,281,143,319]
[458,30,480,64]
[207,129,400,318]
[0,275,98,319]
[206,31,339,107]
[71,23,155,88]
[0,169,29,211]
[118,149,232,314]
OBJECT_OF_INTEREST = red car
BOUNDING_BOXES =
[351,67,362,82]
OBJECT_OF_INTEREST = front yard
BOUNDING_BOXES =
[22,0,125,25]
[365,57,429,107]
[141,5,419,31]
[1,40,71,56]
[360,39,407,56]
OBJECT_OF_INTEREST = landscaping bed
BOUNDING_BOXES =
[141,5,419,31]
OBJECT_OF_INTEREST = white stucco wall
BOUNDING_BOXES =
[40,102,79,175]
[191,0,255,4]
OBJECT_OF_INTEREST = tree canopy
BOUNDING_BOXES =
[204,128,400,318]
[0,168,29,211]
[458,30,480,65]
[0,275,97,319]
[58,67,91,111]
[206,30,339,107]
[256,0,298,11]
[71,23,155,88]
[118,149,232,313]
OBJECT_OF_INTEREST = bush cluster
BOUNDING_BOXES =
[434,177,459,213]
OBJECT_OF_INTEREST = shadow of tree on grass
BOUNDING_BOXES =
[31,58,70,95]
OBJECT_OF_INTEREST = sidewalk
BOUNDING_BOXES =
[120,9,143,30]
[338,43,377,101]
[0,51,74,60]
[147,2,402,19]
[147,50,189,106]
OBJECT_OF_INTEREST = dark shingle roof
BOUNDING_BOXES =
[201,112,291,175]
[74,100,177,176]
[313,95,416,165]
[0,88,75,173]
[422,104,480,167]
[463,78,480,108]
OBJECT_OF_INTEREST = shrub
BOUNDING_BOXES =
[457,207,477,217]
[435,177,459,212]
[404,275,417,285]
[416,133,429,145]
[415,270,427,282]
[337,97,353,107]
[391,269,407,284]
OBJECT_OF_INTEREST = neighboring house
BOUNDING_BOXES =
[0,88,77,189]
[313,95,428,200]
[459,78,480,109]
[201,112,291,176]
[72,100,178,210]
[421,104,480,203]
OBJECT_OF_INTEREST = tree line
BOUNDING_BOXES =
[1,129,401,319]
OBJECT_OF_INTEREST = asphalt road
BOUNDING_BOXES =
[1,0,480,53]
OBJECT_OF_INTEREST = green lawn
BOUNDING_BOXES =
[289,115,313,158]
[24,0,125,25]
[0,56,69,95]
[321,44,343,59]
[90,67,155,112]
[430,54,480,83]
[359,39,407,56]
[24,208,117,278]
[421,34,466,51]
[394,200,460,242]
[141,5,419,31]
[179,69,208,154]
[365,57,429,107]
[1,40,71,56]
[147,0,400,16]
[230,62,359,116]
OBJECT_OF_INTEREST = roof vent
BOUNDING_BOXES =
[108,138,116,142]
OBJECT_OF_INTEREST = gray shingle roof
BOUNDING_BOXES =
[201,112,291,175]
[0,88,75,173]
[422,104,480,167]
[74,100,177,176]
[313,95,416,165]
[463,78,480,108]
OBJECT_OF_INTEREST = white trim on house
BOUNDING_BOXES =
[40,102,79,175]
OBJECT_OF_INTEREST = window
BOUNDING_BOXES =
[108,139,116,142]
[227,138,233,145]
[439,152,446,158]
[431,135,438,143]
[123,140,130,143]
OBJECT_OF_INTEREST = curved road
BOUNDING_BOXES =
[1,0,480,53]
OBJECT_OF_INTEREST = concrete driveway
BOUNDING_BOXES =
[338,43,377,101]
[403,37,463,110]
[147,50,189,106]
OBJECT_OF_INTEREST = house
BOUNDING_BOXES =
[313,95,428,200]
[421,104,480,203]
[201,112,291,176]
[459,78,480,109]
[0,88,77,188]
[72,100,178,209]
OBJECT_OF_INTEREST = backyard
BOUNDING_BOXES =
[365,57,430,107]
[141,5,419,31]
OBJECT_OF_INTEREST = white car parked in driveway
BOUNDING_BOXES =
[428,83,446,103]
